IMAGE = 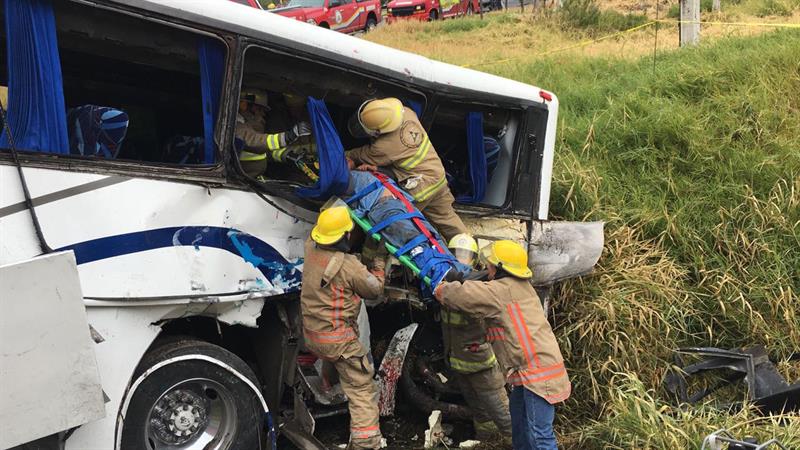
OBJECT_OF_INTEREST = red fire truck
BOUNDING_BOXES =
[386,0,480,22]
[271,0,382,33]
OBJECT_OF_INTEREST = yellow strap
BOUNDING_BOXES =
[449,353,497,373]
[413,175,446,202]
[399,134,431,170]
[240,151,267,162]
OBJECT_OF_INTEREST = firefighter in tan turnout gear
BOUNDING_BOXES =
[346,98,468,241]
[300,206,386,449]
[235,88,312,178]
[435,240,571,450]
[442,234,512,439]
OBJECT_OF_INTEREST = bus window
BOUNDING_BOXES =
[1,0,226,165]
[237,45,426,185]
[429,103,521,208]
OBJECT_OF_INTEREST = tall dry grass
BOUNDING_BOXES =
[367,10,800,448]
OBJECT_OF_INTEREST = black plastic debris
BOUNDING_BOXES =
[664,346,800,414]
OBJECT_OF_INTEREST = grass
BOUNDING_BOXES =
[367,9,800,449]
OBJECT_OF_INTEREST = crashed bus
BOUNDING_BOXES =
[0,0,603,449]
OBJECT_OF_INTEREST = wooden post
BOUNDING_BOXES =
[712,0,720,11]
[679,0,700,47]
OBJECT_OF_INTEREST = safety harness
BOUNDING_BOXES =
[344,172,458,291]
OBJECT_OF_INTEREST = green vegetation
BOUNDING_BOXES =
[491,29,800,448]
[560,0,648,34]
[370,12,800,448]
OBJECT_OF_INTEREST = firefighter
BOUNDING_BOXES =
[434,240,571,450]
[442,234,512,439]
[345,97,467,241]
[235,88,311,178]
[301,205,386,450]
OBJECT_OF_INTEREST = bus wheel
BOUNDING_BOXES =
[120,339,270,450]
[429,9,438,20]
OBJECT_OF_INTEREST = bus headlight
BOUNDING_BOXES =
[388,7,392,12]
[415,4,422,10]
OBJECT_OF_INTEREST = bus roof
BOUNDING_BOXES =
[111,0,552,105]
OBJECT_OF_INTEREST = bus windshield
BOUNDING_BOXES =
[287,0,326,7]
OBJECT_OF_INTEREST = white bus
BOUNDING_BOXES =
[0,1,602,449]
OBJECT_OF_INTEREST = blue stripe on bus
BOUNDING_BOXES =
[55,226,303,290]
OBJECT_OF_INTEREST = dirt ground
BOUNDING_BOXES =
[280,401,510,449]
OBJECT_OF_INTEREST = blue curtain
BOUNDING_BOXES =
[0,0,69,153]
[457,112,487,203]
[296,97,350,199]
[404,99,424,118]
[198,38,225,164]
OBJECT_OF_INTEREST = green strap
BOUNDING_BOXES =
[348,208,431,286]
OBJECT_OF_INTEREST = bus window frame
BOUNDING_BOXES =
[0,0,236,185]
[426,94,547,218]
[223,39,431,195]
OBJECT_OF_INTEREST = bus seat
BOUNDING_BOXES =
[67,105,129,159]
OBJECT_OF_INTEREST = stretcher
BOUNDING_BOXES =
[344,171,464,293]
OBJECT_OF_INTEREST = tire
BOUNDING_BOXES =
[319,22,330,28]
[120,339,269,450]
[429,9,438,20]
[365,14,378,32]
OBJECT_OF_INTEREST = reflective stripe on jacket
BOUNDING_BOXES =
[441,308,498,374]
[436,277,571,404]
[300,238,384,359]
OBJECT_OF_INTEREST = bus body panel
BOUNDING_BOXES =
[0,166,311,299]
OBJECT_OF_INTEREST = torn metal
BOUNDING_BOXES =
[664,346,800,414]
[378,323,419,417]
[702,429,788,450]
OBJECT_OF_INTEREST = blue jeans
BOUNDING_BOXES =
[509,386,558,450]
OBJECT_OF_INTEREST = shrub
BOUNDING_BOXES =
[560,0,648,33]
[757,0,792,16]
[560,0,601,29]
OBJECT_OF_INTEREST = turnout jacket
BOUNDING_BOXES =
[347,108,447,203]
[436,277,571,404]
[235,111,287,177]
[300,238,384,359]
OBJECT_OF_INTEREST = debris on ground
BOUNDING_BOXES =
[459,440,481,449]
[702,428,788,450]
[424,410,446,449]
[664,346,800,414]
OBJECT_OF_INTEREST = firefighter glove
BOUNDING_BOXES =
[284,121,312,146]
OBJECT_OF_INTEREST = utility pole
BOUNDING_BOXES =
[679,0,700,47]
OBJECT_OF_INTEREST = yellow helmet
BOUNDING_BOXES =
[448,233,478,266]
[311,206,354,245]
[357,98,404,136]
[240,88,269,109]
[480,240,532,279]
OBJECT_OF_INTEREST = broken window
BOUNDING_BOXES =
[429,102,522,208]
[1,0,227,165]
[237,45,427,185]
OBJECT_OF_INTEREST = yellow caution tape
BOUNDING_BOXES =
[460,18,800,69]
[656,19,800,28]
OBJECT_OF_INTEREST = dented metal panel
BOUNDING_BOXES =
[0,252,105,448]
[529,221,604,285]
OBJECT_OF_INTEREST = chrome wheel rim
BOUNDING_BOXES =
[144,378,237,450]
